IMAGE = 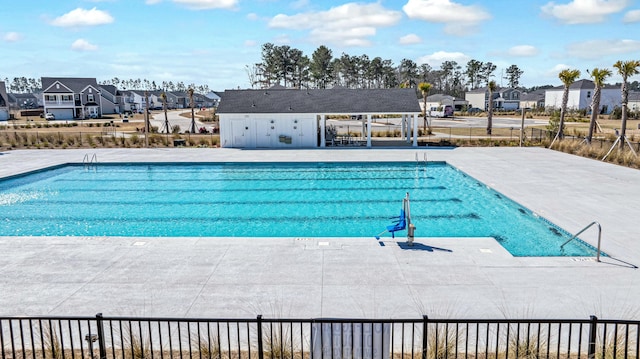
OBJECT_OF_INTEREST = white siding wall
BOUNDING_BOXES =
[546,88,620,113]
[465,92,485,109]
[220,113,318,148]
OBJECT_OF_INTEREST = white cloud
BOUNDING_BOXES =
[71,39,99,51]
[51,7,114,27]
[268,2,402,47]
[172,0,238,10]
[3,32,22,42]
[623,9,640,22]
[566,39,640,59]
[402,0,491,36]
[146,0,162,4]
[508,45,539,57]
[290,0,309,9]
[244,40,257,47]
[246,13,259,20]
[541,0,630,24]
[399,34,422,45]
[417,51,470,67]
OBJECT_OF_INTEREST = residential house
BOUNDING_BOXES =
[544,79,620,114]
[127,90,161,111]
[520,90,546,110]
[205,91,222,107]
[0,81,9,121]
[7,92,42,111]
[193,93,215,108]
[423,94,468,112]
[629,92,640,113]
[167,91,188,109]
[217,88,421,149]
[465,87,522,110]
[41,77,103,120]
[98,85,122,114]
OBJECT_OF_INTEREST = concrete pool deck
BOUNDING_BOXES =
[0,147,639,319]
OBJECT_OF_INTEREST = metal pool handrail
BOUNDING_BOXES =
[561,221,602,262]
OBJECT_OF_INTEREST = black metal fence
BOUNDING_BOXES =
[1,315,639,359]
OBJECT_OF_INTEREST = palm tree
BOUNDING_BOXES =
[187,88,196,133]
[556,69,581,141]
[418,82,432,132]
[613,60,640,149]
[586,68,612,143]
[486,81,497,135]
[160,92,170,135]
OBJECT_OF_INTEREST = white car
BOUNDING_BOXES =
[45,113,55,121]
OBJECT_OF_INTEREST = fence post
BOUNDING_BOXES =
[257,315,264,359]
[422,315,429,359]
[95,313,107,359]
[588,315,598,358]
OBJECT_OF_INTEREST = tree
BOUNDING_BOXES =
[465,59,484,89]
[187,87,196,134]
[310,45,334,89]
[504,65,524,88]
[160,92,170,134]
[480,62,497,86]
[398,58,418,88]
[613,60,640,149]
[487,80,497,135]
[556,69,581,140]
[418,82,432,132]
[586,68,612,143]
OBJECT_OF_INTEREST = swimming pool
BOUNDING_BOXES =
[0,162,598,257]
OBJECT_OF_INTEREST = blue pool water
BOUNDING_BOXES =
[0,162,598,257]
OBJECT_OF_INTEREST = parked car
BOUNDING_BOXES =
[467,107,483,114]
[45,113,55,120]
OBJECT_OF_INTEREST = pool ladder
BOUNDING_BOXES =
[560,221,602,262]
[415,152,427,172]
[83,153,97,170]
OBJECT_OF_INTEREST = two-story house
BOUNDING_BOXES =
[0,81,9,121]
[41,77,103,120]
[544,79,620,114]
[465,87,522,111]
[98,84,122,115]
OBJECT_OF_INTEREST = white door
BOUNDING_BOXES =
[231,120,247,148]
[256,120,277,147]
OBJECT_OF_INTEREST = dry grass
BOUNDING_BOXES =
[550,139,640,169]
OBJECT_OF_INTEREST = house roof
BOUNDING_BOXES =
[521,90,545,101]
[41,77,99,93]
[217,88,421,114]
[99,84,119,96]
[549,79,619,91]
[426,93,465,102]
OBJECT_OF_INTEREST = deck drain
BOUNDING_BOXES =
[133,241,147,246]
[318,241,329,246]
[479,248,492,253]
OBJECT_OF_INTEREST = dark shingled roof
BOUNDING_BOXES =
[42,77,99,93]
[217,88,421,114]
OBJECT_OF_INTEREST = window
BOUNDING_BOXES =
[587,91,591,98]
[61,95,72,101]
[45,95,56,101]
[87,94,94,102]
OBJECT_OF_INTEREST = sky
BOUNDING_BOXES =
[1,0,640,91]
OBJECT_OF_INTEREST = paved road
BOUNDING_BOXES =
[150,109,214,133]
